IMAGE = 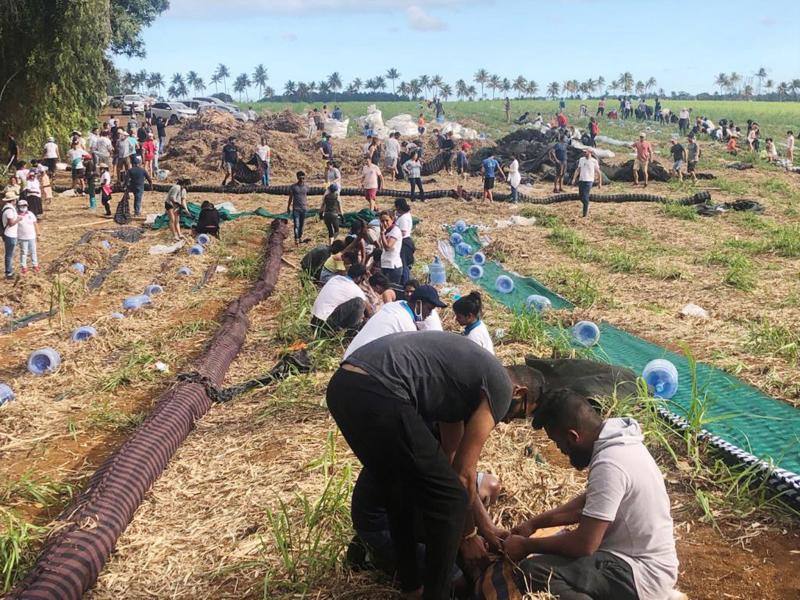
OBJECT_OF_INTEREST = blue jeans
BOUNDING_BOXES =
[4,235,17,276]
[292,209,306,242]
[19,238,37,267]
[578,181,593,217]
[133,188,144,215]
[261,162,270,187]
[511,186,519,202]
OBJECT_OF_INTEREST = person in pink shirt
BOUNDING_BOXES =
[632,132,653,187]
[142,133,157,177]
[361,156,383,212]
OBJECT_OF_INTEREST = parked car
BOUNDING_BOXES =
[150,101,198,124]
[191,97,249,121]
[121,94,147,114]
[179,99,214,113]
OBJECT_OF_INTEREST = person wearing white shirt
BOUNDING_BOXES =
[378,210,403,284]
[343,286,447,359]
[787,130,795,164]
[453,291,494,354]
[507,155,521,202]
[326,161,342,193]
[256,137,271,187]
[311,264,373,333]
[383,132,401,180]
[43,137,60,175]
[571,148,602,218]
[15,199,40,273]
[393,197,414,285]
[2,193,20,278]
[402,152,424,202]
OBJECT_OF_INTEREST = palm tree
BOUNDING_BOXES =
[375,76,387,92]
[431,74,444,95]
[147,72,164,96]
[398,81,411,98]
[455,79,469,100]
[167,84,178,99]
[635,80,645,96]
[252,64,268,99]
[364,78,377,92]
[215,64,230,93]
[501,78,511,96]
[474,69,489,99]
[728,72,742,95]
[306,81,318,96]
[171,72,184,87]
[714,73,729,94]
[466,85,477,101]
[792,79,800,99]
[776,81,789,100]
[546,81,560,99]
[350,78,363,94]
[318,81,332,97]
[754,67,767,96]
[597,76,606,94]
[186,71,199,90]
[327,72,342,97]
[618,72,634,94]
[263,86,274,99]
[608,79,619,94]
[385,68,400,94]
[440,83,452,100]
[562,80,577,98]
[526,80,538,98]
[488,74,501,99]
[210,72,222,93]
[765,79,774,95]
[296,82,309,100]
[192,77,206,94]
[409,79,422,99]
[136,70,148,93]
[284,80,297,97]
[742,84,754,99]
[233,73,251,101]
[512,76,527,98]
[645,77,657,95]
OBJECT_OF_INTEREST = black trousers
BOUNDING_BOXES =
[327,369,467,599]
[312,297,365,334]
[409,177,424,201]
[518,551,638,600]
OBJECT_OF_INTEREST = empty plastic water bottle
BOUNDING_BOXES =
[144,284,164,296]
[188,244,204,255]
[454,219,467,233]
[71,326,97,342]
[429,256,446,285]
[467,264,484,280]
[0,383,14,406]
[122,294,152,310]
[450,232,463,246]
[197,233,211,245]
[177,266,192,276]
[27,348,61,376]
[101,240,111,250]
[642,359,679,399]
[72,262,86,274]
[526,294,552,312]
[456,242,473,257]
[1,306,12,318]
[495,275,515,294]
[110,312,125,319]
[572,321,600,347]
[472,252,486,266]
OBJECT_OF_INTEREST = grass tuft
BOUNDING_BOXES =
[660,202,698,221]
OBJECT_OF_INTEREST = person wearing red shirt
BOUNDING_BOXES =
[142,133,157,177]
[557,111,569,129]
[632,132,653,187]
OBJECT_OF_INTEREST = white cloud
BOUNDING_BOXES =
[406,5,446,31]
[167,0,473,17]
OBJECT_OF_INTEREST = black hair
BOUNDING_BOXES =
[452,291,482,317]
[201,200,215,210]
[378,210,392,219]
[296,170,305,179]
[405,278,420,290]
[328,184,338,193]
[350,218,366,235]
[348,263,367,279]
[342,251,358,265]
[330,239,346,254]
[394,197,411,213]
[368,273,390,290]
[531,388,601,432]
[177,178,192,187]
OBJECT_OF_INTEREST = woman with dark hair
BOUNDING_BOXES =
[195,200,221,238]
[453,291,494,354]
[368,272,396,306]
[320,183,343,244]
[402,151,424,202]
[378,210,403,285]
[165,178,190,241]
[393,197,415,285]
[319,239,348,284]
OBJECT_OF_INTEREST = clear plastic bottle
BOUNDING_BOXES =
[188,244,205,255]
[101,240,112,250]
[429,256,446,285]
[27,348,61,376]
[1,306,12,318]
[450,232,463,246]
[495,275,515,294]
[177,266,192,276]
[71,326,98,342]
[72,262,86,274]
[144,284,164,296]
[467,264,484,280]
[472,252,486,266]
[456,242,473,257]
[0,383,14,406]
[525,294,552,312]
[122,294,153,310]
[572,321,600,346]
[642,359,679,399]
[454,219,467,233]
[110,312,125,319]
[197,233,211,246]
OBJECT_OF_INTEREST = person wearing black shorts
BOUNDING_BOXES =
[320,183,342,244]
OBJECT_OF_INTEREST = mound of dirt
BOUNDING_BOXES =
[256,109,306,134]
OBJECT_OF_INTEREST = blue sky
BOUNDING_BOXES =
[116,0,800,97]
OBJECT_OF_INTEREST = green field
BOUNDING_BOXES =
[243,99,800,142]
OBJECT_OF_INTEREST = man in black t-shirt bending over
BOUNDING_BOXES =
[327,331,539,600]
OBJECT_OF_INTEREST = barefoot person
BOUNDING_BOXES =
[165,178,190,241]
[501,390,678,600]
[632,132,653,187]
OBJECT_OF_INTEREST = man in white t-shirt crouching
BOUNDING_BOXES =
[311,264,374,334]
[502,390,679,600]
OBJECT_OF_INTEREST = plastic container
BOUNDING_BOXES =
[110,312,125,319]
[495,275,515,294]
[429,256,446,286]
[572,321,600,347]
[0,383,14,406]
[188,244,204,256]
[1,306,12,318]
[71,325,97,342]
[526,294,552,312]
[472,252,486,266]
[455,242,473,257]
[177,266,192,276]
[101,240,112,250]
[454,219,467,233]
[642,359,679,399]
[197,233,211,246]
[122,294,152,311]
[27,348,61,376]
[467,264,484,280]
[72,262,86,274]
[144,284,164,296]
[450,232,463,246]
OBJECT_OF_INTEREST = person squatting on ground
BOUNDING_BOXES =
[326,331,539,600]
[571,148,602,218]
[287,170,309,245]
[194,201,221,239]
[500,390,678,600]
[311,263,374,334]
[453,291,494,354]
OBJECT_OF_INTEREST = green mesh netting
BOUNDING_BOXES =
[452,227,800,476]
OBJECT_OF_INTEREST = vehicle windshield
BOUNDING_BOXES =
[171,102,189,110]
